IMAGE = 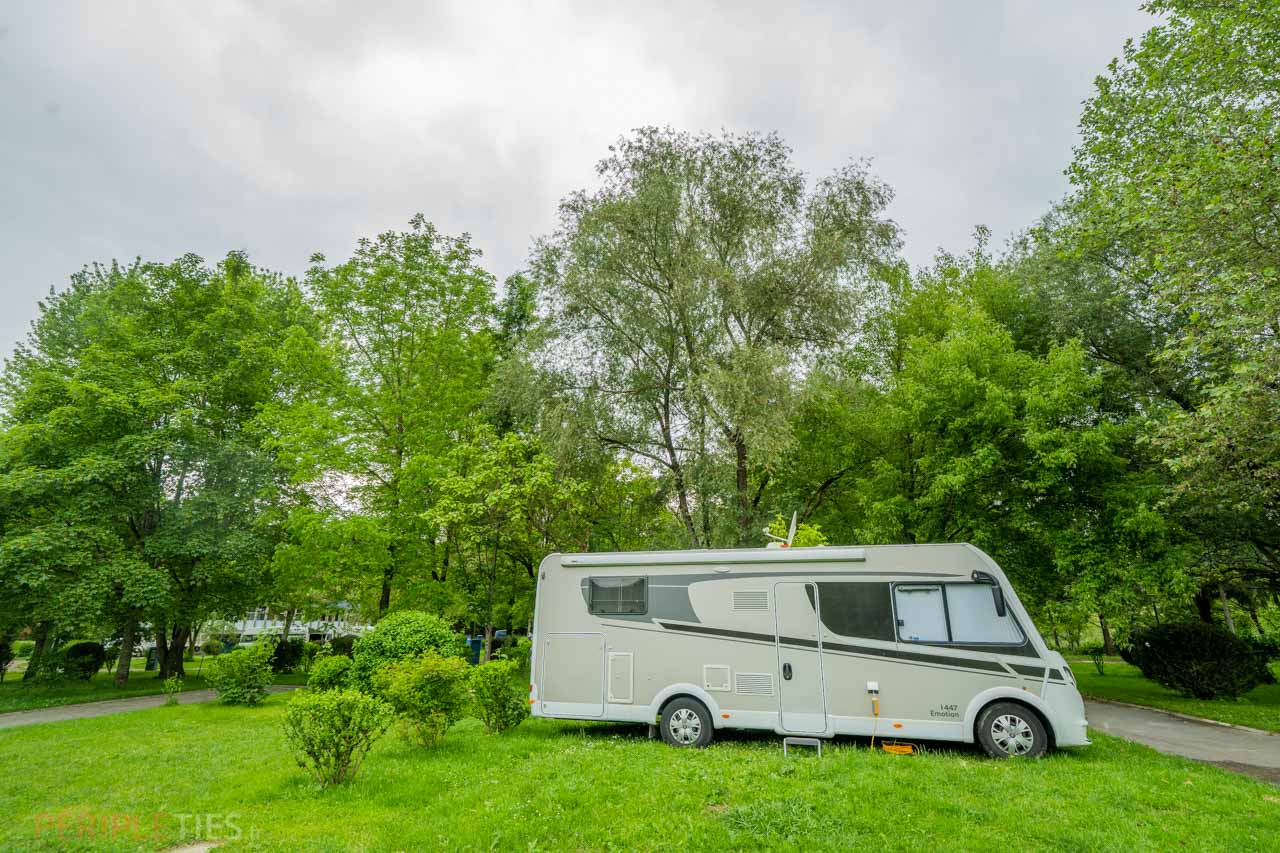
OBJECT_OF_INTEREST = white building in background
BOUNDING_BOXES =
[234,605,372,643]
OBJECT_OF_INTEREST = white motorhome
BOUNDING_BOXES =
[530,543,1089,757]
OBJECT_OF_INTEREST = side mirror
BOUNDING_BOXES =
[971,570,1007,617]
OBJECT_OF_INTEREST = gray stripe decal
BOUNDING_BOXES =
[656,621,1031,677]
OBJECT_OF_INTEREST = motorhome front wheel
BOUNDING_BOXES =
[661,698,714,748]
[976,702,1048,759]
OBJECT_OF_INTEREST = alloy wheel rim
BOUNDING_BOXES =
[669,708,702,744]
[991,714,1034,755]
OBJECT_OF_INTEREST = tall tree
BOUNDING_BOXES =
[1070,0,1280,599]
[534,128,899,547]
[303,215,495,615]
[0,253,314,680]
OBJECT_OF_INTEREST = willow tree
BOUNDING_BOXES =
[534,128,899,547]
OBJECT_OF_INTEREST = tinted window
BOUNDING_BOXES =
[893,585,948,642]
[947,584,1024,643]
[813,583,894,641]
[588,577,647,615]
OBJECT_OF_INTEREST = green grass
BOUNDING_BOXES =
[0,695,1277,851]
[0,662,308,714]
[1072,660,1280,733]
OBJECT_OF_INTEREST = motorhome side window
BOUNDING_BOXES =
[811,582,895,641]
[893,583,1024,645]
[588,577,647,615]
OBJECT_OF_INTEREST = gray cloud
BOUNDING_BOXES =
[0,1,1153,361]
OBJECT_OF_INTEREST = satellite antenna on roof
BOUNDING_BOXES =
[763,511,799,548]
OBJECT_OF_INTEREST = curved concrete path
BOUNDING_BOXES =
[0,685,297,731]
[1086,699,1280,785]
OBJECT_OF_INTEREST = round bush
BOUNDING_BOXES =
[470,658,528,734]
[61,641,107,680]
[1129,622,1265,699]
[350,612,467,690]
[204,641,275,705]
[308,655,352,692]
[201,638,223,657]
[13,640,35,660]
[372,651,471,748]
[282,689,393,787]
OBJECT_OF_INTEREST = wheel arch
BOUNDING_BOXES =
[650,683,723,726]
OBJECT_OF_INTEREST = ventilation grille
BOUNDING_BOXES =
[734,672,774,696]
[703,664,731,692]
[732,590,770,611]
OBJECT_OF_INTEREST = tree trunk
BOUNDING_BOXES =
[1193,584,1215,623]
[158,625,189,678]
[1218,583,1236,634]
[483,533,498,663]
[379,546,395,616]
[281,608,296,643]
[23,622,51,682]
[733,432,751,547]
[1098,612,1115,656]
[114,620,135,687]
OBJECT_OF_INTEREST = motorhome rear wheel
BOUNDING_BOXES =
[660,697,714,748]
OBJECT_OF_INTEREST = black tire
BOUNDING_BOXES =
[660,697,714,748]
[976,701,1048,759]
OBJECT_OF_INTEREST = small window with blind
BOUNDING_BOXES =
[588,577,648,615]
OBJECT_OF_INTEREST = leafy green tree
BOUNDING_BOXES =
[300,216,496,615]
[430,427,587,659]
[0,252,315,680]
[534,128,899,547]
[1070,0,1280,594]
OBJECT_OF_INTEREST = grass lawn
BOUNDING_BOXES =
[0,662,308,714]
[1072,660,1280,733]
[1,695,1277,851]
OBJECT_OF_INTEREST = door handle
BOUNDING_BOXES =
[783,662,793,680]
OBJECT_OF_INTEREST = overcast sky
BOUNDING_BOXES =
[1,2,1154,362]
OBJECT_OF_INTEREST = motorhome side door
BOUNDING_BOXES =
[774,581,827,734]
[539,632,606,718]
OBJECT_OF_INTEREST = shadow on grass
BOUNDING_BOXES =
[548,717,1003,759]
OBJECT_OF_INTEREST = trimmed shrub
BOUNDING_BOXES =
[1129,622,1264,699]
[13,640,35,660]
[308,655,352,692]
[373,651,471,747]
[328,635,357,658]
[201,638,223,657]
[282,689,393,787]
[205,641,275,705]
[350,612,467,690]
[0,641,13,681]
[1244,636,1279,685]
[271,638,306,673]
[470,658,528,734]
[62,641,107,680]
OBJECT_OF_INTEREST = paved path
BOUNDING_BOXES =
[1085,699,1280,785]
[0,685,298,731]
